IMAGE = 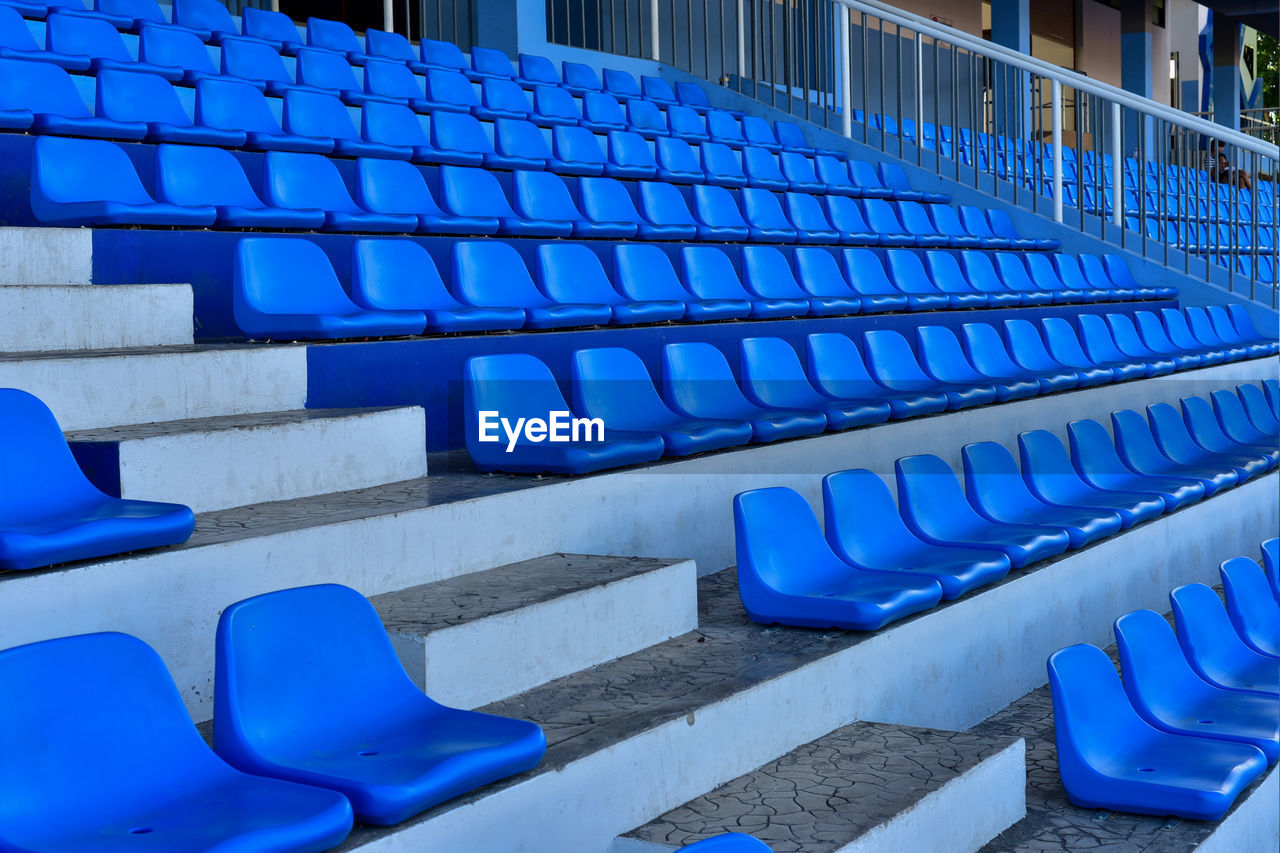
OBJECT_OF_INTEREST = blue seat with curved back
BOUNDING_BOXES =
[706,111,744,146]
[864,329,997,410]
[514,171,621,239]
[822,196,878,244]
[742,148,788,191]
[1160,308,1237,363]
[1264,539,1280,602]
[996,253,1081,304]
[1078,315,1173,376]
[1067,418,1205,512]
[0,6,91,71]
[741,115,780,151]
[613,244,749,321]
[666,104,709,143]
[1047,643,1268,820]
[739,188,798,242]
[700,141,747,188]
[355,157,498,234]
[858,199,915,247]
[365,30,427,70]
[582,93,626,132]
[961,441,1122,549]
[573,176,649,238]
[1132,310,1216,366]
[741,246,850,316]
[839,249,915,311]
[895,454,1070,568]
[917,326,1038,402]
[1103,253,1175,299]
[531,84,582,126]
[1209,390,1280,466]
[684,183,748,240]
[1178,396,1274,477]
[46,12,182,80]
[1024,253,1097,302]
[960,251,1051,305]
[452,240,612,329]
[1041,317,1145,382]
[823,468,1010,599]
[790,248,864,313]
[1114,608,1278,763]
[536,243,684,325]
[1219,557,1280,658]
[95,68,245,147]
[262,151,417,232]
[893,201,950,247]
[215,583,547,825]
[307,16,365,63]
[1002,318,1111,387]
[778,151,823,193]
[1112,408,1238,497]
[1207,305,1278,358]
[1079,254,1154,300]
[1170,583,1280,697]
[242,6,303,52]
[961,323,1078,394]
[1227,305,1279,355]
[1018,429,1165,528]
[733,487,943,631]
[805,332,948,419]
[295,47,374,103]
[958,206,1012,248]
[153,143,323,229]
[97,0,169,30]
[681,246,805,319]
[879,161,946,202]
[220,35,308,95]
[988,207,1058,249]
[173,0,241,42]
[350,239,524,333]
[0,56,145,137]
[917,251,1004,308]
[465,352,664,474]
[1238,383,1280,435]
[0,388,195,571]
[196,77,333,153]
[31,136,218,227]
[662,342,827,442]
[634,181,700,241]
[1055,254,1132,301]
[571,347,752,457]
[435,165,546,235]
[420,68,480,113]
[420,38,470,74]
[1106,313,1200,371]
[468,44,514,78]
[548,124,607,175]
[675,81,713,112]
[783,192,839,243]
[655,138,703,184]
[363,58,430,111]
[739,337,891,431]
[234,237,425,339]
[516,51,558,85]
[605,130,658,179]
[1185,307,1252,360]
[284,89,416,159]
[0,632,354,850]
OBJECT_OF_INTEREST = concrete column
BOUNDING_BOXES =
[1212,13,1242,133]
[1120,0,1154,159]
[989,0,1029,143]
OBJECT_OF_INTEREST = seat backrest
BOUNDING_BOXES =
[848,159,887,191]
[138,24,217,74]
[1111,408,1176,473]
[961,440,1047,521]
[576,176,643,226]
[655,136,701,176]
[740,115,778,149]
[535,243,620,305]
[431,110,494,156]
[532,84,580,121]
[470,44,513,77]
[681,246,751,301]
[295,46,361,93]
[283,89,363,142]
[451,240,548,307]
[640,74,676,103]
[1115,608,1221,725]
[706,110,744,144]
[364,56,424,100]
[561,60,601,92]
[1046,644,1161,774]
[662,341,751,416]
[571,346,673,424]
[691,183,749,228]
[1066,417,1134,483]
[635,181,696,228]
[600,67,638,98]
[0,6,40,51]
[0,57,91,117]
[154,143,261,208]
[100,0,167,25]
[779,151,819,184]
[958,251,1011,294]
[1170,582,1269,686]
[863,329,933,386]
[896,200,940,236]
[784,193,833,233]
[551,124,605,167]
[173,0,238,36]
[494,117,552,161]
[740,187,792,230]
[894,453,987,538]
[886,249,944,295]
[365,28,416,62]
[307,18,361,55]
[242,7,302,47]
[675,81,710,108]
[917,325,986,384]
[1051,255,1093,291]
[1040,317,1092,367]
[700,141,745,181]
[221,36,296,86]
[98,68,189,126]
[734,487,862,597]
[626,98,665,133]
[1219,556,1280,650]
[958,205,997,238]
[666,104,706,138]
[742,147,784,182]
[0,387,109,517]
[195,76,283,134]
[32,136,154,206]
[235,237,361,314]
[1077,255,1115,290]
[927,203,967,236]
[922,250,979,295]
[583,91,625,127]
[353,157,440,217]
[860,198,905,233]
[773,121,808,150]
[1077,314,1128,363]
[841,248,899,296]
[741,246,806,299]
[821,468,923,568]
[960,323,1021,376]
[351,238,460,312]
[47,11,130,61]
[1002,318,1061,371]
[518,52,559,85]
[793,248,855,298]
[361,100,429,148]
[436,165,513,218]
[603,126,655,166]
[511,169,581,221]
[425,67,480,108]
[420,38,467,70]
[1206,306,1245,344]
[1185,306,1228,347]
[262,151,361,213]
[612,244,690,302]
[985,208,1022,239]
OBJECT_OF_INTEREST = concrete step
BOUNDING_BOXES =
[0,227,92,285]
[372,553,698,709]
[0,344,308,430]
[66,406,428,514]
[974,668,1279,852]
[0,283,193,353]
[615,721,1024,853]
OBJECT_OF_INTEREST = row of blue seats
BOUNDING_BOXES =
[29,137,991,248]
[0,582,545,849]
[231,235,1186,339]
[461,318,1275,475]
[731,388,1279,632]
[1050,548,1279,821]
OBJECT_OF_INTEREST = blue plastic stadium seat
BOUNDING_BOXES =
[895,454,1070,568]
[421,67,480,113]
[613,244,748,321]
[234,237,424,339]
[917,325,1037,402]
[470,44,514,79]
[452,240,611,329]
[242,6,303,53]
[1238,383,1280,435]
[582,91,626,132]
[739,337,890,430]
[1163,308,1242,363]
[706,109,745,146]
[1265,539,1280,602]
[681,245,805,318]
[666,104,709,143]
[633,181,699,240]
[515,51,558,86]
[562,60,602,94]
[531,84,581,126]
[475,77,530,120]
[366,28,428,72]
[193,77,332,153]
[1047,643,1268,820]
[805,332,947,418]
[675,80,713,112]
[153,143,322,229]
[572,347,751,456]
[913,251,995,308]
[688,184,750,241]
[1113,407,1239,497]
[1171,583,1280,697]
[1226,305,1278,354]
[1133,310,1220,365]
[1104,253,1177,299]
[295,46,373,103]
[1042,316,1146,382]
[31,135,216,226]
[655,135,704,183]
[360,101,441,162]
[741,246,848,316]
[741,146,788,191]
[783,193,839,243]
[989,207,1058,250]
[508,170,593,237]
[598,66,638,99]
[778,151,824,193]
[435,164,550,235]
[1182,394,1277,472]
[700,141,748,188]
[841,249,919,311]
[220,35,307,95]
[734,487,943,630]
[773,120,814,154]
[1107,313,1200,371]
[351,239,522,332]
[1079,314,1173,376]
[1205,305,1277,358]
[420,38,469,74]
[465,353,664,474]
[1115,607,1278,763]
[1219,557,1280,658]
[548,124,607,175]
[573,176,651,238]
[1018,429,1165,528]
[0,5,90,70]
[172,0,239,42]
[285,89,413,159]
[663,342,827,441]
[1210,389,1279,464]
[880,251,964,310]
[962,441,1122,549]
[96,0,168,31]
[46,11,181,79]
[307,16,365,63]
[737,187,799,242]
[1012,253,1092,303]
[858,199,916,247]
[790,247,864,313]
[262,151,416,232]
[1055,254,1131,302]
[215,583,547,824]
[0,632,353,848]
[998,318,1105,389]
[362,57,430,110]
[1080,254,1155,300]
[0,388,194,570]
[1067,418,1205,512]
[894,201,952,247]
[640,74,677,105]
[957,206,1012,248]
[96,68,245,146]
[879,161,945,202]
[489,116,552,167]
[961,251,1052,305]
[536,243,683,325]
[0,56,144,137]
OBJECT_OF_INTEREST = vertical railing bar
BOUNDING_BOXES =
[914,30,923,168]
[838,3,850,137]
[1051,77,1062,223]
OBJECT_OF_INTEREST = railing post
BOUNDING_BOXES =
[914,30,924,153]
[736,0,745,79]
[383,0,394,32]
[838,3,850,138]
[1051,78,1063,223]
[1110,101,1123,227]
[650,0,660,61]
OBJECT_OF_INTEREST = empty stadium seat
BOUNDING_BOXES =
[739,337,890,431]
[1209,390,1279,462]
[1264,539,1280,602]
[741,246,850,316]
[465,353,665,474]
[1151,399,1269,482]
[739,188,798,242]
[535,243,683,324]
[564,60,602,94]
[1018,430,1166,528]
[895,454,1070,568]
[46,11,181,79]
[823,468,1010,598]
[1182,395,1278,471]
[1219,557,1280,658]
[241,6,303,53]
[680,246,801,317]
[571,347,752,456]
[151,143,319,229]
[470,45,515,79]
[354,157,496,233]
[0,632,354,848]
[961,323,1077,394]
[452,240,611,329]
[172,0,239,41]
[613,244,749,321]
[262,150,418,231]
[573,176,647,238]
[220,35,306,94]
[1111,408,1238,497]
[1041,317,1146,381]
[0,56,146,137]
[96,68,246,147]
[1170,583,1280,697]
[790,247,865,312]
[549,124,607,175]
[733,487,943,631]
[864,330,995,409]
[0,5,90,70]
[1047,643,1268,820]
[805,332,948,418]
[306,16,364,63]
[1238,383,1280,435]
[655,136,705,183]
[633,181,700,240]
[214,583,547,824]
[194,77,333,153]
[420,38,470,74]
[511,171,610,237]
[917,326,1037,402]
[351,239,523,333]
[1067,418,1205,512]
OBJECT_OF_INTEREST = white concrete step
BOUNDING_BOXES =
[0,344,308,430]
[66,406,428,513]
[372,554,698,709]
[0,284,194,353]
[615,721,1025,853]
[0,227,92,285]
